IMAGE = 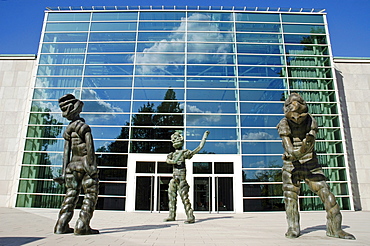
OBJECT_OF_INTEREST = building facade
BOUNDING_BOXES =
[2,6,363,213]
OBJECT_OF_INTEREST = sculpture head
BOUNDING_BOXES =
[284,93,308,125]
[171,131,184,149]
[59,94,84,121]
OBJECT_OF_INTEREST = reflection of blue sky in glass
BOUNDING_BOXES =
[187,141,238,154]
[242,156,282,168]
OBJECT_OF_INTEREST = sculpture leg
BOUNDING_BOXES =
[74,173,99,235]
[54,171,81,234]
[282,165,301,238]
[179,179,195,224]
[307,179,355,240]
[164,178,178,222]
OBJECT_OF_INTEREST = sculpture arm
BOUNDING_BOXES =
[190,130,210,156]
[53,140,70,184]
[85,131,98,176]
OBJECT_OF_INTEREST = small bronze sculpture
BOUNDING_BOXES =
[277,93,355,239]
[164,130,210,223]
[54,94,99,235]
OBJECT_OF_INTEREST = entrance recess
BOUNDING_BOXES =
[193,162,234,213]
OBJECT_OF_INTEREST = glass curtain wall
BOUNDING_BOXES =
[16,7,351,211]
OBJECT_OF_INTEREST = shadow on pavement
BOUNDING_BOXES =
[0,237,45,246]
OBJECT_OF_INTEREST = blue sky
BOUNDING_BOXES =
[0,0,369,57]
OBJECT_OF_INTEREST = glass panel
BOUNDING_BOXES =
[131,128,182,140]
[88,43,135,52]
[318,155,345,168]
[283,24,326,34]
[193,162,212,174]
[33,88,80,100]
[47,13,90,21]
[41,43,86,53]
[96,197,126,210]
[187,65,235,76]
[238,66,284,77]
[31,101,60,112]
[239,90,286,101]
[135,176,154,210]
[242,142,284,154]
[289,79,334,90]
[39,54,85,64]
[235,13,280,22]
[92,12,138,21]
[130,141,173,153]
[237,44,283,54]
[238,55,284,65]
[157,162,173,174]
[300,197,351,211]
[90,22,137,31]
[83,77,132,87]
[217,177,234,211]
[82,114,130,126]
[242,155,283,168]
[186,102,237,114]
[16,194,64,208]
[288,67,332,78]
[187,77,237,89]
[20,166,61,179]
[138,22,183,31]
[45,22,89,32]
[187,128,238,140]
[243,184,283,197]
[135,53,185,64]
[241,129,280,140]
[133,89,184,100]
[194,177,212,212]
[235,23,281,32]
[140,11,186,20]
[243,198,285,211]
[157,177,171,211]
[82,89,132,100]
[137,32,184,41]
[23,152,63,166]
[287,56,331,66]
[242,169,282,182]
[18,180,65,194]
[96,154,128,167]
[27,125,64,138]
[301,182,349,196]
[187,43,234,53]
[89,32,136,42]
[187,54,235,64]
[239,78,286,89]
[187,141,238,154]
[282,14,324,24]
[84,65,134,75]
[136,161,155,173]
[28,113,67,125]
[136,42,185,52]
[37,65,83,76]
[95,140,128,153]
[236,33,282,43]
[188,12,233,21]
[132,101,183,113]
[99,183,126,196]
[99,168,127,181]
[215,162,233,174]
[284,34,327,44]
[131,113,183,126]
[135,65,185,75]
[285,45,329,55]
[187,115,238,127]
[187,22,233,32]
[84,101,131,113]
[187,89,237,101]
[240,103,284,114]
[43,33,88,42]
[86,54,134,64]
[187,32,233,42]
[134,77,184,87]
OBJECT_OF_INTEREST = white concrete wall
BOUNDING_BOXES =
[0,55,36,207]
[335,58,370,211]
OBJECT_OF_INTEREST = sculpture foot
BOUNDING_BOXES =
[285,228,300,238]
[74,228,99,235]
[326,230,355,240]
[163,217,176,222]
[184,217,195,224]
[54,226,73,234]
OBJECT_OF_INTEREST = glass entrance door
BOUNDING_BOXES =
[193,162,234,213]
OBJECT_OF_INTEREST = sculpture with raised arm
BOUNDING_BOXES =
[54,94,99,235]
[277,93,355,239]
[164,130,210,223]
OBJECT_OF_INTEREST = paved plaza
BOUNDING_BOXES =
[0,207,368,245]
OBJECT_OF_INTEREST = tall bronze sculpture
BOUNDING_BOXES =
[277,93,355,239]
[54,94,99,235]
[164,130,210,223]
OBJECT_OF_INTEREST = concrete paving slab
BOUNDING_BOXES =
[0,207,368,246]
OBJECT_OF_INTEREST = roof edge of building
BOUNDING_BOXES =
[334,57,370,63]
[0,54,36,60]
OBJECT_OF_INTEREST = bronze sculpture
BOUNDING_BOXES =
[277,93,355,239]
[54,94,99,235]
[164,130,210,223]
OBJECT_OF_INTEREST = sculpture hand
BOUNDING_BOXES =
[53,176,65,185]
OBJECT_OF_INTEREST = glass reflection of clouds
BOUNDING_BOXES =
[242,129,280,140]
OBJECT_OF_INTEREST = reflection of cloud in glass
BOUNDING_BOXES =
[185,104,221,125]
[134,13,232,74]
[242,131,274,140]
